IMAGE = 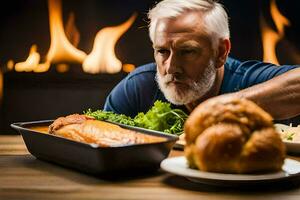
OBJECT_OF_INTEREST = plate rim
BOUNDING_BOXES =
[160,156,300,182]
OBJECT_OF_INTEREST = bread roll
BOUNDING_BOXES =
[184,96,286,173]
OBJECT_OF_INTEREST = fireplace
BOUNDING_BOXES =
[0,0,299,133]
[0,0,156,132]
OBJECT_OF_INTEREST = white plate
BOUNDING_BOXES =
[161,156,300,187]
[275,124,300,154]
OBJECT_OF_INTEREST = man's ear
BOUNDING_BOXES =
[215,38,231,68]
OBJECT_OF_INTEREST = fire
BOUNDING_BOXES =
[83,14,137,74]
[260,0,290,65]
[6,60,14,71]
[46,0,86,64]
[15,45,40,72]
[122,64,136,73]
[13,0,136,74]
[65,12,80,49]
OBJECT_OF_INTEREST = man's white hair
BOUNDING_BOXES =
[148,0,230,44]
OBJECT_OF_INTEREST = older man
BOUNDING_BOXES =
[104,0,300,122]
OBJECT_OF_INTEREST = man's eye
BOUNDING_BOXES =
[157,49,169,55]
[181,49,196,55]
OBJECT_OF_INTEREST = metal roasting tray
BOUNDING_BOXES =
[11,120,178,176]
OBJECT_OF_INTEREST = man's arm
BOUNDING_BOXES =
[232,67,300,119]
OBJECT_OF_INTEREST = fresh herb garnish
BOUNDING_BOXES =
[285,132,295,141]
[84,110,135,126]
[84,100,188,135]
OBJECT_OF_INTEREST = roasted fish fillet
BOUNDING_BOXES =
[49,114,165,147]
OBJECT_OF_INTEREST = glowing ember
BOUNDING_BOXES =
[122,64,135,73]
[260,0,290,65]
[83,14,137,74]
[56,64,69,73]
[6,60,14,71]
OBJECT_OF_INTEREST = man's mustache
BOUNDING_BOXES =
[163,74,187,83]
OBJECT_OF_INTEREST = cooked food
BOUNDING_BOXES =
[85,100,188,135]
[277,125,300,142]
[184,96,286,173]
[49,114,166,147]
[30,126,49,133]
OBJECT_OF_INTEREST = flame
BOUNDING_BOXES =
[14,45,51,73]
[122,64,135,73]
[260,0,290,64]
[65,12,80,48]
[7,60,14,71]
[83,14,137,74]
[56,64,69,73]
[14,0,84,73]
[13,0,136,74]
[15,45,40,72]
[33,61,51,73]
[46,0,86,64]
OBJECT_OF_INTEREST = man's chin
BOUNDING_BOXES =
[162,86,194,105]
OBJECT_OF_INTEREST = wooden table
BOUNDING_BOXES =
[1,135,300,200]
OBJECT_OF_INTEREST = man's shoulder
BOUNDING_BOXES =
[224,57,274,74]
[127,62,157,80]
[104,62,159,116]
[224,57,243,73]
[221,56,299,94]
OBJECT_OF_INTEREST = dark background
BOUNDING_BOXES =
[0,0,299,132]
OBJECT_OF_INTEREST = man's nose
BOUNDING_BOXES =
[166,53,182,74]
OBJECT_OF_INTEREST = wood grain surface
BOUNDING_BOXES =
[1,135,300,200]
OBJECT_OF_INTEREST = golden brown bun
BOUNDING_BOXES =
[184,96,286,173]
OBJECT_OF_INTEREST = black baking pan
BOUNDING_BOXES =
[11,120,178,175]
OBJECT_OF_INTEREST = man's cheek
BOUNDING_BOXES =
[158,68,163,75]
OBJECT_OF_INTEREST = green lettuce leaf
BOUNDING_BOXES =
[84,100,188,135]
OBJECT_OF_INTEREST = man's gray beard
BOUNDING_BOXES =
[156,60,217,105]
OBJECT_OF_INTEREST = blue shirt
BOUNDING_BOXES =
[104,57,298,119]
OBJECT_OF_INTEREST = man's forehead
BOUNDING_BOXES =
[153,12,210,46]
[153,37,203,48]
[155,11,206,34]
[153,29,212,48]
